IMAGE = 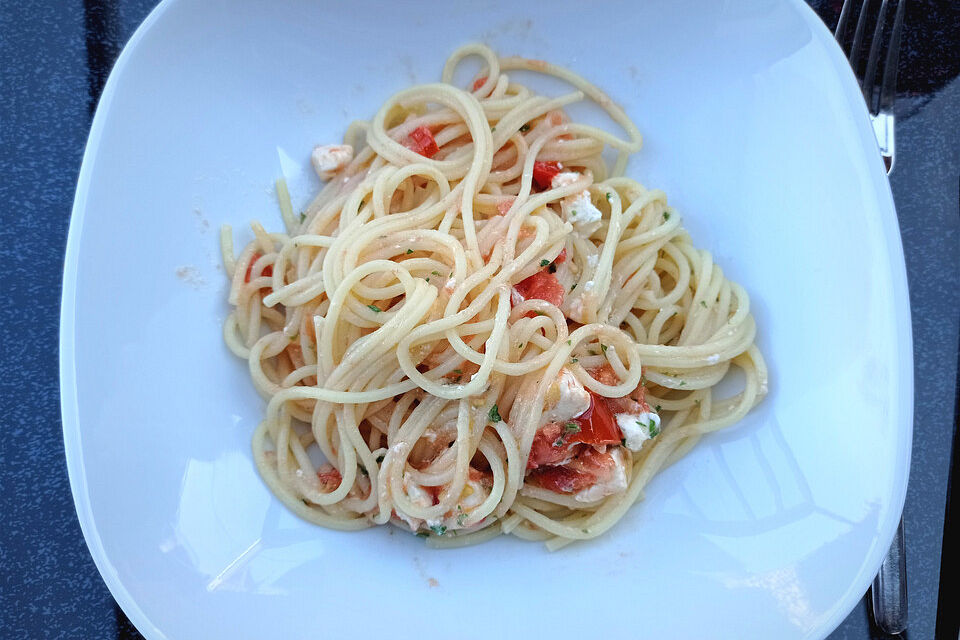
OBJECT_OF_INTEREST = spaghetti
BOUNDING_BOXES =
[221,44,767,549]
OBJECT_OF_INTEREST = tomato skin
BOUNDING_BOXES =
[527,423,575,470]
[316,467,342,492]
[513,270,565,308]
[532,161,561,189]
[472,76,488,91]
[407,126,440,158]
[572,393,621,446]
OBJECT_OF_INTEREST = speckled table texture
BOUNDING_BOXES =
[1,1,957,638]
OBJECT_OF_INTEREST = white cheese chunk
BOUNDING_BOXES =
[311,144,354,180]
[542,367,591,423]
[562,191,603,235]
[616,411,661,451]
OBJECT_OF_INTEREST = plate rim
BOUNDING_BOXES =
[59,0,914,638]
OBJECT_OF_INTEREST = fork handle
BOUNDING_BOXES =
[871,517,908,634]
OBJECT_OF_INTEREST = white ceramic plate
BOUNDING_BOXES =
[61,0,912,638]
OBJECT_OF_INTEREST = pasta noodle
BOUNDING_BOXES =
[221,44,767,549]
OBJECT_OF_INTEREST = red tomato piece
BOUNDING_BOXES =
[316,466,342,492]
[527,423,577,470]
[513,270,564,308]
[532,160,561,190]
[244,252,273,283]
[407,126,440,158]
[571,393,622,445]
[472,76,488,91]
[528,465,595,494]
[554,248,567,264]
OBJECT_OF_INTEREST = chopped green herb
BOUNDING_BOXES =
[456,508,467,526]
[519,124,530,132]
[648,420,661,437]
[605,192,612,202]
[553,436,565,447]
[429,524,447,536]
[655,404,662,412]
[600,344,608,353]
[491,125,496,132]
[570,357,579,364]
[432,270,441,276]
[406,248,414,254]
[679,381,686,386]
[452,369,463,374]
[694,399,701,405]
[488,404,502,423]
[564,422,581,434]
[570,283,577,291]
[540,259,550,267]
[298,211,306,223]
[426,277,430,282]
[570,209,578,217]
[700,300,707,308]
[663,211,671,221]
[566,339,572,346]
[367,304,382,313]
[518,343,525,349]
[582,528,590,534]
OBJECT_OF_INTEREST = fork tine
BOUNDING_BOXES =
[879,0,906,113]
[835,0,856,40]
[849,0,875,71]
[862,0,892,112]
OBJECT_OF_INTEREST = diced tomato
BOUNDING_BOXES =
[513,270,564,308]
[244,252,273,283]
[554,248,567,264]
[532,161,561,190]
[528,465,594,494]
[571,393,621,445]
[407,126,439,158]
[527,423,577,470]
[589,363,620,386]
[590,364,654,414]
[472,76,488,91]
[316,466,342,492]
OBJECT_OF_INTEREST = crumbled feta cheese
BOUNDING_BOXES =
[542,367,591,423]
[563,191,603,235]
[311,144,353,180]
[574,448,628,502]
[586,253,599,268]
[706,353,720,365]
[551,171,581,189]
[616,411,661,451]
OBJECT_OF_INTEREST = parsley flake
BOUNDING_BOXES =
[406,249,413,254]
[571,209,578,217]
[540,259,550,267]
[298,211,306,223]
[488,404,502,423]
[566,339,572,345]
[600,344,608,353]
[432,270,441,276]
[430,524,447,536]
[519,124,530,132]
[367,304,382,313]
[700,300,707,308]
[649,421,661,437]
[605,192,612,202]
[564,422,581,434]
[570,357,579,364]
[570,283,577,291]
[679,381,686,386]
[553,436,565,447]
[456,509,467,526]
[655,404,662,412]
[663,211,671,221]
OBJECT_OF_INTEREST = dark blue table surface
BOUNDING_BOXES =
[1,1,957,638]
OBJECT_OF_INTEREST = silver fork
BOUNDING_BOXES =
[834,0,908,634]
